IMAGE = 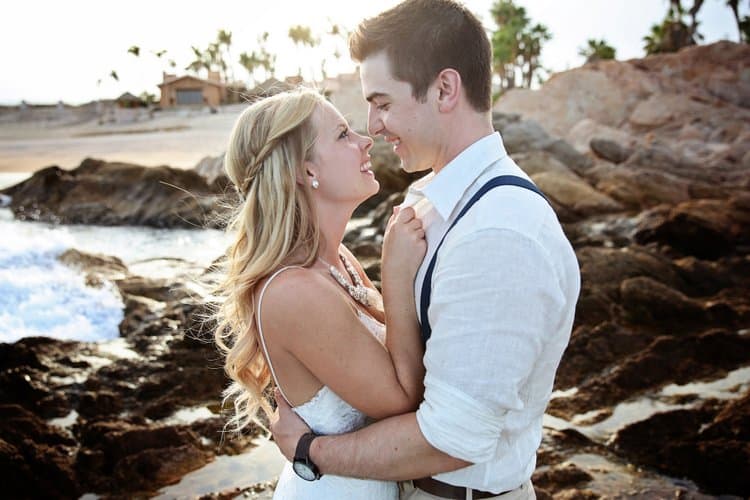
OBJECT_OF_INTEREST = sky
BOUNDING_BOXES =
[1,0,746,105]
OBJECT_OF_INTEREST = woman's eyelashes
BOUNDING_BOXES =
[338,127,350,139]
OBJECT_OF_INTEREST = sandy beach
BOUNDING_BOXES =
[0,104,246,173]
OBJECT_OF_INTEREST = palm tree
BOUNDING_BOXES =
[519,23,551,88]
[725,0,748,42]
[186,46,210,76]
[217,29,234,83]
[288,25,318,78]
[239,32,276,85]
[643,23,665,54]
[578,39,617,63]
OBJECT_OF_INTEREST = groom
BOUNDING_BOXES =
[271,1,580,498]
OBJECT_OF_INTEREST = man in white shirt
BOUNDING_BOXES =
[271,1,581,498]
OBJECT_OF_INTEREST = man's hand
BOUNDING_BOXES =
[270,388,311,461]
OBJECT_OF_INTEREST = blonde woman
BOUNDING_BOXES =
[214,89,426,499]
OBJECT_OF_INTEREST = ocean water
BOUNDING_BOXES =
[0,172,228,344]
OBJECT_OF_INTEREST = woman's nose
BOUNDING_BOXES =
[361,134,374,152]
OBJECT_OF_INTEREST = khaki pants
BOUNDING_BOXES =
[400,479,535,500]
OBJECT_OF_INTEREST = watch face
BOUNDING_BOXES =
[293,460,318,481]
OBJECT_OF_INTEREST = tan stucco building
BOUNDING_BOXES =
[158,71,227,108]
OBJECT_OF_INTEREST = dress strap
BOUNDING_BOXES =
[256,265,304,407]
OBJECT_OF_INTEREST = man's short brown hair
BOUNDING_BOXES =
[349,0,492,112]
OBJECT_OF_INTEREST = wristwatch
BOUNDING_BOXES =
[292,432,322,481]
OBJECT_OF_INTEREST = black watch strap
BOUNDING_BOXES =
[294,432,318,460]
[294,432,321,471]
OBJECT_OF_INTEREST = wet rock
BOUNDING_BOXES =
[76,420,213,494]
[0,158,227,228]
[0,404,79,499]
[58,248,129,282]
[532,463,593,490]
[551,330,750,417]
[613,393,750,496]
[553,489,600,499]
[113,443,211,493]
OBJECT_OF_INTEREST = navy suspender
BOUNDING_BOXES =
[418,175,549,346]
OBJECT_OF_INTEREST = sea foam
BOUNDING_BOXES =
[0,219,124,343]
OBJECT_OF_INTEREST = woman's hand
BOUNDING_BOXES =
[382,206,426,284]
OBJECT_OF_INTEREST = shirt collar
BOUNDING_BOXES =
[414,132,507,221]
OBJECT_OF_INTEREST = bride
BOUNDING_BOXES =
[214,88,426,499]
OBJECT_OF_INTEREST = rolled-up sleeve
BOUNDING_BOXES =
[415,228,565,463]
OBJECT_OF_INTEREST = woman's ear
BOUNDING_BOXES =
[297,160,318,188]
[435,68,461,113]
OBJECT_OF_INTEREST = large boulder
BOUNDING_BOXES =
[1,159,228,228]
[613,392,750,496]
[634,195,750,259]
[531,171,622,218]
[494,41,750,155]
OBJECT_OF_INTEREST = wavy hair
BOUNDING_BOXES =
[214,89,325,432]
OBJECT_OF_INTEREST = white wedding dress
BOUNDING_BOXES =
[257,267,399,500]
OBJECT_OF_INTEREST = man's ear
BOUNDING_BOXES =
[435,68,461,113]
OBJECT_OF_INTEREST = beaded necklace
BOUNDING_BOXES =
[318,253,371,307]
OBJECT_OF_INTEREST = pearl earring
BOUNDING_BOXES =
[311,178,319,189]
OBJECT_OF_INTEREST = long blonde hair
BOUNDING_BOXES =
[214,89,325,432]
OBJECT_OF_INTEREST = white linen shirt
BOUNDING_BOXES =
[403,132,580,493]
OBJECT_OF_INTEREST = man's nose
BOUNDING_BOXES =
[367,109,383,137]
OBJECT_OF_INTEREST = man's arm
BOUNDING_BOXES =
[271,390,469,480]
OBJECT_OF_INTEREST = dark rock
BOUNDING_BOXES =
[574,245,687,327]
[551,330,750,416]
[532,463,593,490]
[590,138,632,164]
[112,443,211,493]
[77,390,123,418]
[555,322,653,389]
[619,276,711,329]
[0,158,228,228]
[76,420,211,494]
[613,394,750,496]
[635,196,750,260]
[0,404,79,499]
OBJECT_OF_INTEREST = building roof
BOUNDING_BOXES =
[158,74,226,88]
[116,92,143,103]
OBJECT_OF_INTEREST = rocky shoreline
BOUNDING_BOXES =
[1,42,749,498]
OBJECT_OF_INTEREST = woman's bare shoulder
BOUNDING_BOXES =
[257,266,357,339]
